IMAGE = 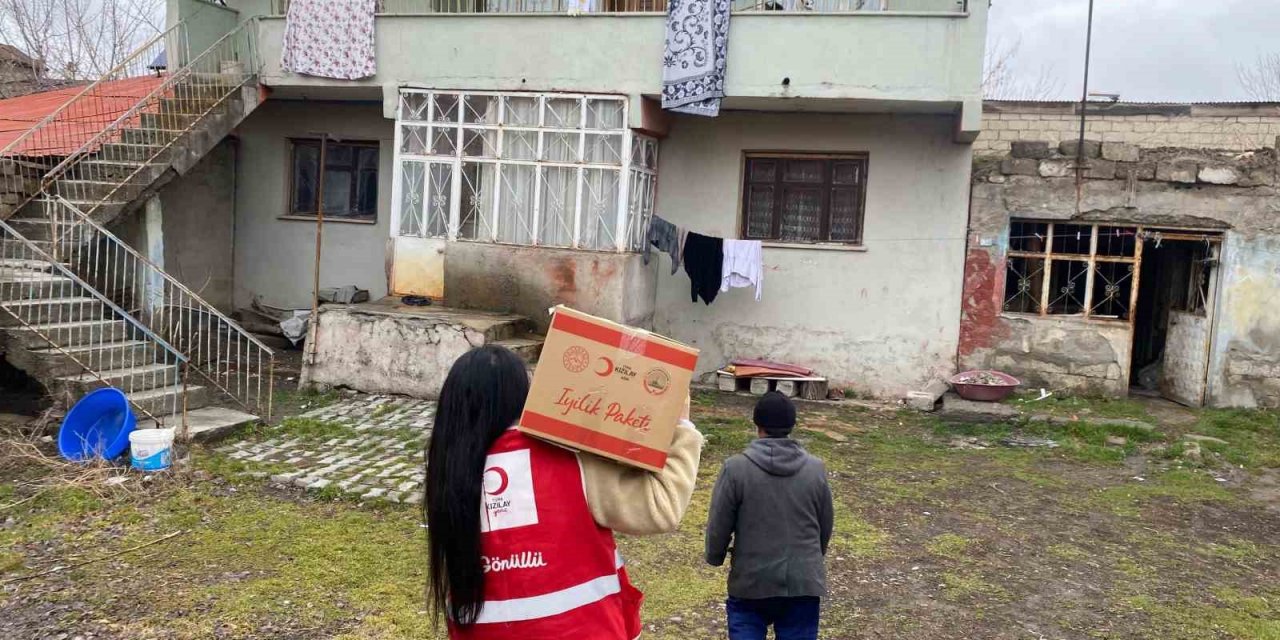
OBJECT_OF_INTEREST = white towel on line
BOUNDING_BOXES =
[720,239,763,301]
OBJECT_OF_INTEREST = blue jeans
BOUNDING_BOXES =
[726,596,820,640]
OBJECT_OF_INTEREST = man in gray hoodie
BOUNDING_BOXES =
[705,391,834,640]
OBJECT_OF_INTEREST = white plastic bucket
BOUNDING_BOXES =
[129,428,175,471]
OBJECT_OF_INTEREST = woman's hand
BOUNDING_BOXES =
[680,392,691,422]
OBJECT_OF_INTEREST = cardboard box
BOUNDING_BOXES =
[519,306,699,472]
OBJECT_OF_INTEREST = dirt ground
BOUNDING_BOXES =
[1,388,1278,640]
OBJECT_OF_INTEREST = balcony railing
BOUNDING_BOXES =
[268,0,965,15]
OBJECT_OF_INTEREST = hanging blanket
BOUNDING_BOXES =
[661,0,731,117]
[281,0,377,80]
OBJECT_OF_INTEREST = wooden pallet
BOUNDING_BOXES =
[716,370,829,401]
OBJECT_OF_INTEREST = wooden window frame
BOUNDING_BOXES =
[739,152,868,246]
[285,137,381,224]
[1003,220,1141,323]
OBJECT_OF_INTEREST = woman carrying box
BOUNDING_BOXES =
[425,345,703,639]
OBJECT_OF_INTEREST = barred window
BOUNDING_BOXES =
[1003,220,1138,320]
[741,153,867,245]
[392,90,658,252]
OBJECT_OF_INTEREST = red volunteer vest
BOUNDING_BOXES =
[450,429,643,640]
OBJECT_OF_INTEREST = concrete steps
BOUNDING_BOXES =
[136,406,259,442]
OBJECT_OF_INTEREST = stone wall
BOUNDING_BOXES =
[975,101,1280,155]
[961,132,1280,405]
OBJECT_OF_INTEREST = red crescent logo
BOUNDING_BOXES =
[483,467,509,495]
[595,356,615,377]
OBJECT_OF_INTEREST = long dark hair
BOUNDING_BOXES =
[426,345,530,626]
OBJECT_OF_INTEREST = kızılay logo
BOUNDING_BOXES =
[483,466,510,496]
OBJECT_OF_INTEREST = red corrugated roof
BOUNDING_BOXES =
[0,75,164,156]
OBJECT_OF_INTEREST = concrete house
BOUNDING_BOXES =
[960,101,1280,408]
[0,0,988,424]
[195,0,988,398]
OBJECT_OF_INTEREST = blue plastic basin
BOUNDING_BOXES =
[58,388,136,462]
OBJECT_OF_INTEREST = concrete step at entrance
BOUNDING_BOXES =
[0,296,107,326]
[95,142,169,163]
[136,406,258,442]
[56,362,182,396]
[491,334,544,364]
[26,339,159,378]
[6,318,132,349]
[128,383,211,417]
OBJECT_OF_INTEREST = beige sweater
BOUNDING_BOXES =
[578,421,705,536]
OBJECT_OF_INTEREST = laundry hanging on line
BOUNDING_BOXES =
[721,238,764,301]
[644,215,684,275]
[661,0,732,117]
[281,0,377,80]
[683,231,724,305]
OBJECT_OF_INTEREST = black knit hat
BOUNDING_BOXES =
[753,391,796,436]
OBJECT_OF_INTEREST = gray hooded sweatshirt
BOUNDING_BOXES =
[705,438,834,599]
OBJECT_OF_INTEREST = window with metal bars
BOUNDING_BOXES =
[1002,220,1138,320]
[740,153,867,245]
[288,139,380,222]
[392,90,658,253]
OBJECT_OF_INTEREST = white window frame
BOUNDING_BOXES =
[390,89,658,253]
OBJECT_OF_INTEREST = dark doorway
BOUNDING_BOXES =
[1129,234,1219,406]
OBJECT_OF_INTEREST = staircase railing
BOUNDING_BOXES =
[46,18,262,221]
[0,216,189,427]
[0,23,189,218]
[46,196,274,419]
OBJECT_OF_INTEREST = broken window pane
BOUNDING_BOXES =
[1046,259,1089,315]
[1003,256,1044,314]
[1095,225,1138,257]
[1008,220,1048,253]
[1052,223,1092,256]
[1090,261,1134,319]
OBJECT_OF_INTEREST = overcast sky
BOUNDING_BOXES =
[988,0,1279,102]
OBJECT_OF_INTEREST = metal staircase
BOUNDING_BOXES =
[0,18,273,436]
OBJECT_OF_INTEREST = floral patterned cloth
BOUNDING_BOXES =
[661,0,731,117]
[281,0,377,80]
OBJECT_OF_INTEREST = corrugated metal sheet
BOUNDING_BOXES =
[0,75,165,156]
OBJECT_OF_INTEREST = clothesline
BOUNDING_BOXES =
[646,215,763,305]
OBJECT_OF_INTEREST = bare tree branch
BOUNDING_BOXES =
[1237,53,1280,101]
[0,0,162,86]
[983,36,1065,101]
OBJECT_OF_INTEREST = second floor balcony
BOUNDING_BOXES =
[228,0,985,134]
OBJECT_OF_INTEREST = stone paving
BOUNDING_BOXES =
[216,394,435,504]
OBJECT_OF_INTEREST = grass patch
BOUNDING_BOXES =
[1186,409,1280,469]
[926,533,973,560]
[1122,587,1280,640]
[0,550,25,574]
[1007,393,1152,421]
[1093,468,1235,516]
[939,570,1009,602]
[270,417,360,442]
[370,403,401,421]
[1047,543,1089,562]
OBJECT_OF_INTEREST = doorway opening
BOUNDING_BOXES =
[1129,231,1221,406]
